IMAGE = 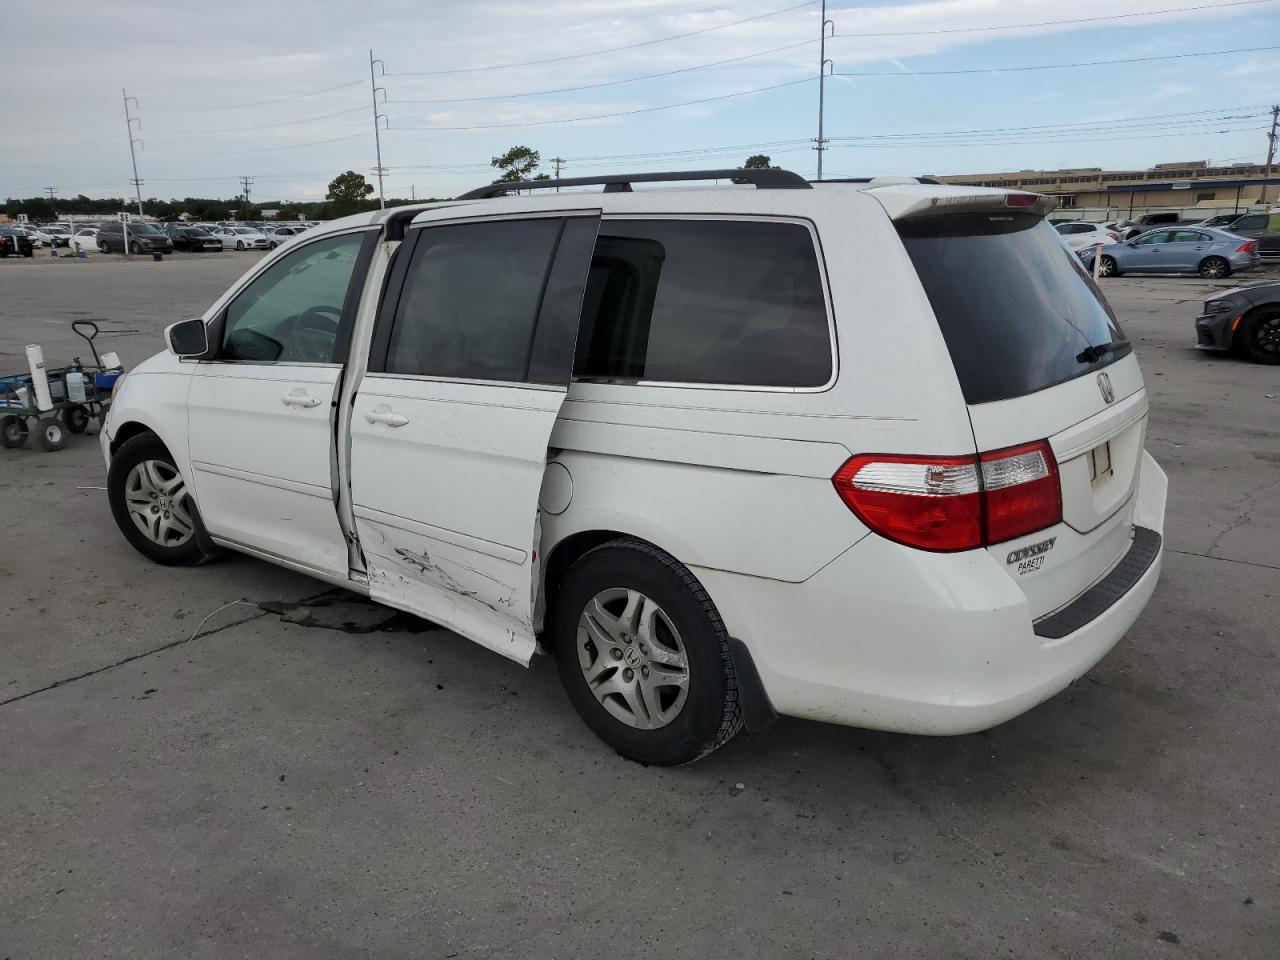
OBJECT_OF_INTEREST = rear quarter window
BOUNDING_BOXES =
[897,212,1129,405]
[573,218,832,388]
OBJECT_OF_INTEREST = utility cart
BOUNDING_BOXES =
[0,321,123,452]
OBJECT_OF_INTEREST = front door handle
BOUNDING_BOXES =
[366,404,409,427]
[282,388,322,408]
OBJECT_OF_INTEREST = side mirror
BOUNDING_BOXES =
[165,318,209,358]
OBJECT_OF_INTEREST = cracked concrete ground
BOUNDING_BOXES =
[2,253,1278,959]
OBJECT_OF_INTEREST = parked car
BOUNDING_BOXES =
[1086,227,1259,278]
[1134,211,1182,227]
[9,227,44,248]
[1103,219,1144,241]
[265,226,303,249]
[1054,221,1120,250]
[165,225,223,252]
[68,227,100,254]
[1192,213,1245,229]
[40,225,72,247]
[0,227,35,257]
[97,222,175,254]
[1194,280,1280,364]
[1221,211,1274,240]
[101,170,1167,765]
[211,226,269,250]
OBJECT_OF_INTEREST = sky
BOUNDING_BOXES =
[2,0,1277,203]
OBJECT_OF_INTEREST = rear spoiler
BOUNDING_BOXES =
[866,187,1058,222]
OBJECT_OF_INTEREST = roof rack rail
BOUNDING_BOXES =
[456,168,812,200]
[812,176,943,185]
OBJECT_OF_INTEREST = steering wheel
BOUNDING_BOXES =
[280,305,343,362]
[296,305,342,332]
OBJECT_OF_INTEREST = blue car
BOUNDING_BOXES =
[1084,227,1260,279]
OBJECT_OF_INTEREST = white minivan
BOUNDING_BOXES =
[102,169,1167,764]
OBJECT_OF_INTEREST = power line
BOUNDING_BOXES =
[830,0,1278,39]
[833,43,1280,78]
[145,105,368,134]
[386,1,1280,106]
[147,132,369,156]
[389,76,815,132]
[388,0,818,75]
[387,39,815,104]
[140,79,368,112]
[826,105,1273,141]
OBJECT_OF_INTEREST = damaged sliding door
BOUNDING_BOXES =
[347,210,601,664]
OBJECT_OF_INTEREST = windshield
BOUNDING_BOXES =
[131,224,163,236]
[897,212,1129,405]
[233,228,255,234]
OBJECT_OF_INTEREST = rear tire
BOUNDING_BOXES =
[1199,256,1230,279]
[1098,255,1120,278]
[107,433,219,566]
[1,416,28,448]
[1241,308,1280,364]
[64,405,91,434]
[98,241,109,253]
[551,538,742,765]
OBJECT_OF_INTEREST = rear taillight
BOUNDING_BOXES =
[980,441,1062,544]
[832,440,1061,553]
[1237,241,1256,253]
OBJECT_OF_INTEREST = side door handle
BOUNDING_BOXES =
[365,403,409,427]
[282,388,322,408]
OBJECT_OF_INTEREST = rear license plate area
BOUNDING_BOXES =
[1088,441,1113,488]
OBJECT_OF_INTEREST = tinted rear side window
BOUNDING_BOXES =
[897,213,1129,405]
[573,219,831,388]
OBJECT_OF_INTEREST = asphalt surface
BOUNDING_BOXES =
[2,250,1278,959]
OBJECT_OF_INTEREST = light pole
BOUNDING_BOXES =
[815,1,835,181]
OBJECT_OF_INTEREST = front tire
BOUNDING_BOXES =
[1199,256,1230,279]
[1097,255,1120,277]
[552,538,742,765]
[236,240,245,251]
[107,433,217,566]
[1241,308,1280,364]
[98,241,109,253]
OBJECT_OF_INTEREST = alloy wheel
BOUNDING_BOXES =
[576,587,690,730]
[1250,313,1280,358]
[123,459,195,547]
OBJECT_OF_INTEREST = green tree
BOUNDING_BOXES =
[326,170,375,216]
[490,146,541,184]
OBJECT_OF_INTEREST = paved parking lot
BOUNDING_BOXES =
[2,252,1278,959]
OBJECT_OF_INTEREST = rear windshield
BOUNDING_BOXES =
[897,212,1129,404]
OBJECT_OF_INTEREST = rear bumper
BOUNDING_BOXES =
[697,452,1168,735]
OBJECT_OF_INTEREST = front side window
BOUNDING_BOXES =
[1171,230,1209,243]
[219,232,365,363]
[573,219,831,388]
[384,218,563,382]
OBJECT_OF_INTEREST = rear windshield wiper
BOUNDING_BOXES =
[1076,339,1130,364]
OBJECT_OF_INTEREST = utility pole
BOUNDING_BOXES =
[44,187,56,222]
[122,89,144,217]
[551,156,565,192]
[814,1,835,182]
[369,49,389,210]
[1261,104,1278,206]
[239,175,254,209]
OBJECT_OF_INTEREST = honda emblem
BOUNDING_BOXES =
[1097,372,1115,404]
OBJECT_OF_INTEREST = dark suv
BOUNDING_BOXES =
[97,222,174,254]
